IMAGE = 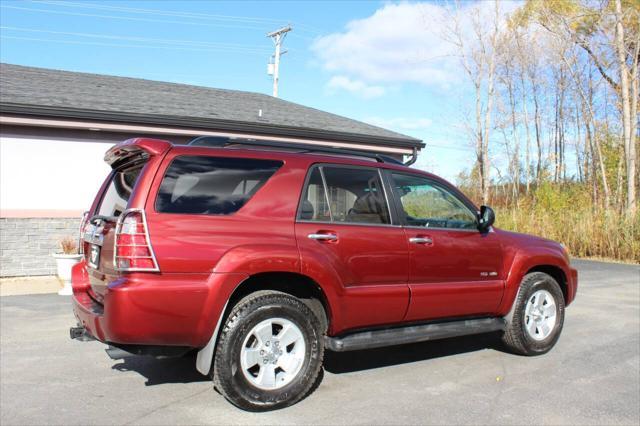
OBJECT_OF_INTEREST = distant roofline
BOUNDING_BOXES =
[0,102,424,149]
[0,62,424,150]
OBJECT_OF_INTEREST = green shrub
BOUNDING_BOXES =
[494,184,639,263]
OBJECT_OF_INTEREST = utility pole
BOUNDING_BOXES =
[267,25,291,98]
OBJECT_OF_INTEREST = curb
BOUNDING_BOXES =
[0,276,62,297]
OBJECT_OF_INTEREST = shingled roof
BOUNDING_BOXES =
[0,63,423,149]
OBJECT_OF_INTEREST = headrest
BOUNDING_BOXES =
[300,200,315,220]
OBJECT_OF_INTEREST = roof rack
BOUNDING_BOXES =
[188,136,417,166]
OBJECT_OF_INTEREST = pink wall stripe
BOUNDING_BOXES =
[0,209,84,218]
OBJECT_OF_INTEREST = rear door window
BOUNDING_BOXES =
[299,168,331,221]
[97,165,143,217]
[299,165,391,225]
[155,155,282,215]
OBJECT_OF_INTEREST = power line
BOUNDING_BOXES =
[0,34,306,63]
[27,1,324,35]
[0,35,272,55]
[0,5,275,31]
[30,1,285,25]
[428,144,476,152]
[0,26,273,52]
[289,33,320,42]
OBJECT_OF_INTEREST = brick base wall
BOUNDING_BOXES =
[0,218,81,277]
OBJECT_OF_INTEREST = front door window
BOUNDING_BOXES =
[391,173,477,230]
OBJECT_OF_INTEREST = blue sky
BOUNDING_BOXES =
[0,0,491,181]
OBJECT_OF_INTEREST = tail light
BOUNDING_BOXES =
[114,209,159,272]
[78,211,89,254]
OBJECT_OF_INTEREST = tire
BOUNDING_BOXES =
[213,290,324,411]
[502,272,565,356]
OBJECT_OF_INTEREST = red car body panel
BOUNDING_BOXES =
[73,260,248,347]
[295,221,410,333]
[72,138,578,349]
[403,227,504,321]
[495,229,578,315]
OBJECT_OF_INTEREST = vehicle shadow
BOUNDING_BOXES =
[109,349,208,386]
[323,331,504,374]
[108,332,505,387]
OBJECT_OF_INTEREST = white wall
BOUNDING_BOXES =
[0,136,113,213]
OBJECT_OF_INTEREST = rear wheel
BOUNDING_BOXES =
[502,272,565,356]
[213,291,324,411]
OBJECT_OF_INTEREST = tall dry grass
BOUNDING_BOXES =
[492,183,640,263]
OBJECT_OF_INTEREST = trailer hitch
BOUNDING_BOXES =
[69,326,94,342]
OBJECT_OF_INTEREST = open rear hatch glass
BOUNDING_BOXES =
[83,163,144,302]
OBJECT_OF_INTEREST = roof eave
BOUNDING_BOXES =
[0,103,425,149]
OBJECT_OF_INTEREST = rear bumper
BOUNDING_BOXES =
[71,261,247,347]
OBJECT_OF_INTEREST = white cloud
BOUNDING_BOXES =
[313,2,455,88]
[312,1,522,91]
[363,116,432,131]
[326,75,386,99]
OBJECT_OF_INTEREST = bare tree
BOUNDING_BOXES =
[566,46,612,207]
[445,0,637,219]
[613,0,638,215]
[445,1,502,204]
[522,0,638,212]
[514,29,533,193]
[496,29,521,198]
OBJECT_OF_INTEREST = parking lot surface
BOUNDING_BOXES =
[1,259,638,425]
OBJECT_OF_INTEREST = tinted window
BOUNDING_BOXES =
[300,166,390,225]
[156,156,282,215]
[299,168,331,221]
[391,173,477,229]
[97,165,143,217]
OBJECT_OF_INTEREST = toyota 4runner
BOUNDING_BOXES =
[71,137,578,411]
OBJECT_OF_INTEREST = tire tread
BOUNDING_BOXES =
[213,290,324,411]
[502,272,565,356]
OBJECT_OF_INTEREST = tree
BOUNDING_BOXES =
[516,0,638,214]
[612,0,638,215]
[444,1,502,204]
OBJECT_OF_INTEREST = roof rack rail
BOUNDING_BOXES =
[188,136,412,166]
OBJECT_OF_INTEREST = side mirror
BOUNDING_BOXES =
[478,205,495,233]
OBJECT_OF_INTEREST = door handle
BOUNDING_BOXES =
[308,233,338,242]
[409,236,433,245]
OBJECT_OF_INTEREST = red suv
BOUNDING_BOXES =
[71,137,577,411]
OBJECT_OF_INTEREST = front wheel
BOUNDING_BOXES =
[213,291,324,411]
[502,272,565,356]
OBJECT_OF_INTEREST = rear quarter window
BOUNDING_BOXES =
[155,155,282,215]
[97,165,144,217]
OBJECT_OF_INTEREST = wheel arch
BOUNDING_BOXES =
[226,271,331,333]
[502,263,568,324]
[525,265,568,303]
[195,271,332,376]
[499,245,572,314]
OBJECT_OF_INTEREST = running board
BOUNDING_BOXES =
[324,317,506,352]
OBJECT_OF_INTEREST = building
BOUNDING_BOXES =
[0,63,423,277]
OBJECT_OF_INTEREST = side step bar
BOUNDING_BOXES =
[325,317,506,352]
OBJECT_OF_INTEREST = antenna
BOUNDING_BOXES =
[266,25,291,98]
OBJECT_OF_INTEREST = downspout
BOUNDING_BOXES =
[404,147,419,166]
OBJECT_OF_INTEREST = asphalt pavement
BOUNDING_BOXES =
[1,259,638,425]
